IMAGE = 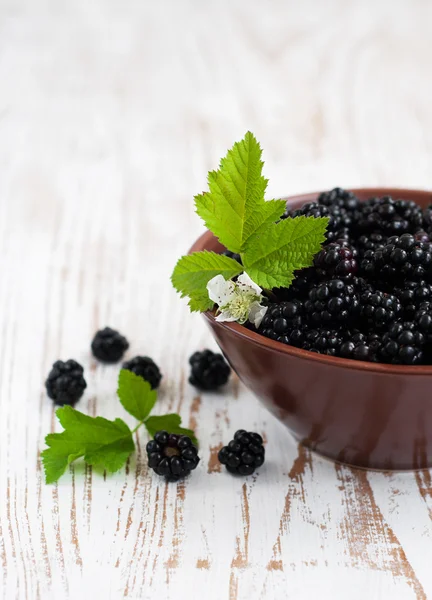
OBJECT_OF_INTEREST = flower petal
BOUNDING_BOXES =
[207,275,235,305]
[237,272,262,296]
[215,309,238,323]
[248,301,268,328]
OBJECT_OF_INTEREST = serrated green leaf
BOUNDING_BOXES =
[171,250,242,312]
[242,216,329,288]
[195,131,285,253]
[145,414,198,447]
[117,369,157,422]
[41,406,135,484]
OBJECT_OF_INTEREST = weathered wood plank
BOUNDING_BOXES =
[1,1,432,598]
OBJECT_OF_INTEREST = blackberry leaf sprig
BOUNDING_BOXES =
[171,131,329,316]
[42,369,196,484]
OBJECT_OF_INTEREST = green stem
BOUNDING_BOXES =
[131,421,145,435]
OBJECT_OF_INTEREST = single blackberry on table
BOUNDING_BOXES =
[356,232,387,260]
[189,349,231,390]
[360,233,432,282]
[45,359,87,406]
[91,327,129,363]
[218,430,265,476]
[313,240,358,279]
[284,202,352,243]
[380,322,425,365]
[146,431,200,480]
[304,279,361,325]
[339,332,382,362]
[354,196,424,236]
[301,327,344,356]
[258,301,306,347]
[123,356,162,389]
[222,249,242,264]
[393,281,432,320]
[317,187,359,212]
[360,289,402,330]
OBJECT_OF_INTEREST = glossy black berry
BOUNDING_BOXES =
[91,327,129,363]
[45,359,87,406]
[123,356,162,389]
[189,349,231,390]
[340,332,382,362]
[317,187,359,212]
[304,279,360,325]
[276,268,319,302]
[258,301,306,346]
[394,281,432,320]
[146,431,200,480]
[360,290,402,330]
[222,249,242,264]
[355,196,424,236]
[301,327,344,356]
[218,430,265,475]
[423,204,432,231]
[380,322,425,365]
[284,202,351,242]
[313,240,358,279]
[414,304,432,351]
[356,232,387,260]
[360,234,432,282]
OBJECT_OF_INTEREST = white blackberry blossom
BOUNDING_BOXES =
[207,272,268,327]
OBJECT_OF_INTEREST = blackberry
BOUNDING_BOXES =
[414,303,432,340]
[222,249,242,264]
[340,332,382,362]
[146,431,200,480]
[189,349,231,390]
[317,187,359,212]
[218,430,265,476]
[360,290,402,330]
[380,322,425,365]
[313,240,358,279]
[423,205,432,231]
[275,267,318,302]
[415,230,431,243]
[123,356,162,389]
[301,327,344,356]
[91,327,129,363]
[394,281,432,320]
[284,202,351,243]
[304,279,360,325]
[360,234,432,282]
[258,301,306,347]
[355,196,423,236]
[45,359,87,406]
[356,232,387,260]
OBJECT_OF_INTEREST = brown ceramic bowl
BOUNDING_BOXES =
[190,188,432,470]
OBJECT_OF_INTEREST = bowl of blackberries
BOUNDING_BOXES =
[191,188,432,470]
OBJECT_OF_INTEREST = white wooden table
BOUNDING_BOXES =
[2,1,432,598]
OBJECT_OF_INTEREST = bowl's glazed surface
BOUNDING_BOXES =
[190,189,432,470]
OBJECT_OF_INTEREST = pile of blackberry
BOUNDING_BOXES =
[256,188,432,365]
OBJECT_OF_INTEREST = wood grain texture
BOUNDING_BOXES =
[1,0,432,598]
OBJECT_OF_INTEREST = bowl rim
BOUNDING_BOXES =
[190,187,432,376]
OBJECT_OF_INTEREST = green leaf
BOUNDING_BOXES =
[41,406,135,484]
[117,369,157,422]
[145,414,198,447]
[171,250,242,312]
[195,131,285,253]
[242,216,329,288]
